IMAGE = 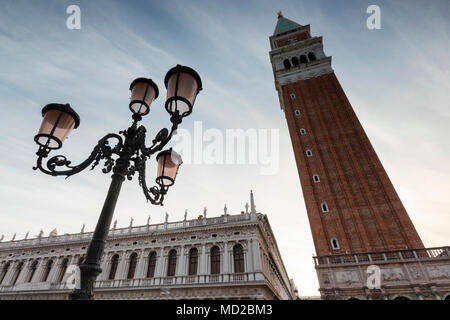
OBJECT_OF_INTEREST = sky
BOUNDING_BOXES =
[0,0,449,296]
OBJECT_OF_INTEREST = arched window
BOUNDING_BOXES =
[294,109,301,116]
[283,59,291,69]
[108,254,119,280]
[308,52,317,61]
[321,202,329,213]
[291,57,299,66]
[42,260,53,282]
[127,253,138,279]
[146,252,157,278]
[210,246,220,275]
[300,128,307,135]
[167,250,177,277]
[57,258,69,283]
[27,260,38,283]
[331,238,340,250]
[233,244,245,273]
[306,149,313,157]
[11,262,24,286]
[300,55,308,63]
[0,262,10,285]
[188,248,198,276]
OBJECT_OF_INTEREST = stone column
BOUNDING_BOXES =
[248,239,254,272]
[135,250,146,279]
[116,252,127,280]
[223,242,229,273]
[0,262,7,285]
[245,242,251,273]
[200,244,207,274]
[6,261,20,286]
[16,260,32,284]
[224,242,230,282]
[155,248,165,278]
[47,257,61,283]
[32,259,46,283]
[252,238,261,272]
[176,246,185,276]
[99,254,110,281]
[59,256,73,284]
[5,261,23,285]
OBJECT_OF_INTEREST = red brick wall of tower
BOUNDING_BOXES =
[281,72,425,256]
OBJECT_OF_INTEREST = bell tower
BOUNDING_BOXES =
[269,13,450,300]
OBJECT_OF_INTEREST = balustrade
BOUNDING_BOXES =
[314,246,450,266]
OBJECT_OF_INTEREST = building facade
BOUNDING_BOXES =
[0,194,295,300]
[269,13,450,300]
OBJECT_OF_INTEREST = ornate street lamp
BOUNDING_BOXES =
[32,65,202,300]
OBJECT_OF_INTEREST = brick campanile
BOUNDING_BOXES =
[269,14,450,300]
[270,12,450,300]
[269,13,424,257]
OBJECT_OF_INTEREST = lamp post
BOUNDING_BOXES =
[32,65,202,300]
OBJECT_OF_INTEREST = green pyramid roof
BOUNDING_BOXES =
[274,15,302,35]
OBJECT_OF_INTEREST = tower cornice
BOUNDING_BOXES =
[269,36,323,55]
[269,24,311,42]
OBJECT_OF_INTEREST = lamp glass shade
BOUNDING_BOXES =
[164,65,202,117]
[129,78,159,115]
[156,149,182,187]
[35,104,80,149]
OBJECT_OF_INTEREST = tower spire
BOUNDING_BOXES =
[250,190,256,214]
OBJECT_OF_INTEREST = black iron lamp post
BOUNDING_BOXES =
[33,65,202,300]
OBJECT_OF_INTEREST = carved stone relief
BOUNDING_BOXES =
[427,265,450,280]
